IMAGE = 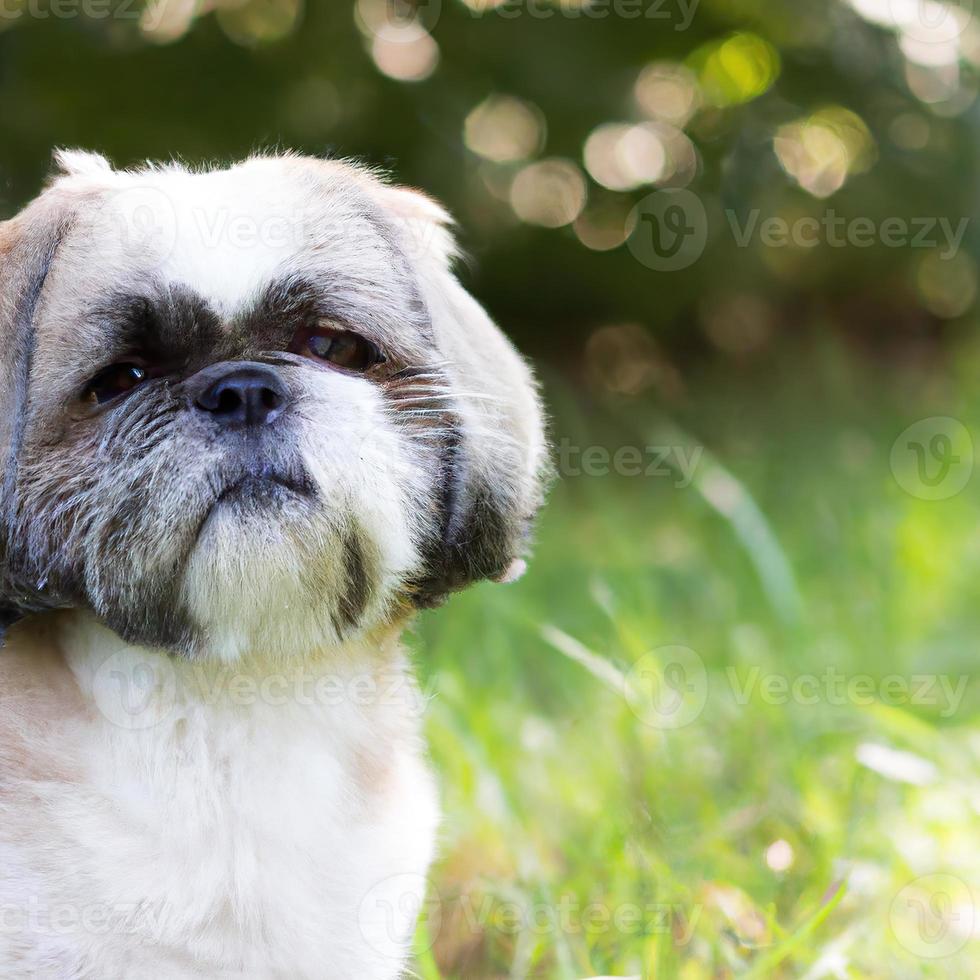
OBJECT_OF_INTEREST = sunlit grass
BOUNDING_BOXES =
[410,341,980,978]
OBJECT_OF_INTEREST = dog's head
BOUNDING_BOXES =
[0,151,548,660]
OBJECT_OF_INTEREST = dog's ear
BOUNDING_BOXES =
[0,180,76,641]
[368,179,550,605]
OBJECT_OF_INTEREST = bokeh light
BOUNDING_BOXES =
[888,111,931,148]
[459,0,510,9]
[701,294,774,354]
[688,32,780,107]
[846,0,979,113]
[634,62,702,127]
[583,122,697,191]
[906,60,978,114]
[765,839,795,872]
[140,0,198,43]
[846,0,972,65]
[370,26,439,82]
[464,95,546,164]
[509,159,587,228]
[217,0,303,46]
[584,123,666,191]
[355,0,439,82]
[573,194,632,252]
[774,106,876,198]
[585,323,671,396]
[916,250,978,317]
[141,0,304,46]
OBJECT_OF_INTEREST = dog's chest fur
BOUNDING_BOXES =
[0,614,440,980]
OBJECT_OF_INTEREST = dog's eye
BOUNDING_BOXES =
[84,364,148,405]
[291,324,385,372]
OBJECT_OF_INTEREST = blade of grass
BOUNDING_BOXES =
[641,418,803,626]
[740,879,847,979]
[540,624,628,695]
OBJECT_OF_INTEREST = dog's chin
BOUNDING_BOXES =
[176,475,382,664]
[216,474,312,510]
[194,471,318,548]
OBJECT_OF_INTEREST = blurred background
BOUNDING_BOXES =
[3,0,980,976]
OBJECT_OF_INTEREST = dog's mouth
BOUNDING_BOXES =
[194,463,318,543]
[214,472,314,507]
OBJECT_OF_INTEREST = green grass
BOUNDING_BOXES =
[410,338,980,979]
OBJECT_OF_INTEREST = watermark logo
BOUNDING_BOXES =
[358,0,442,38]
[0,896,174,939]
[388,0,441,27]
[92,650,178,731]
[626,194,970,272]
[728,210,968,260]
[887,0,975,46]
[76,191,441,264]
[890,417,974,501]
[627,189,707,272]
[79,185,179,261]
[476,0,699,29]
[625,645,708,729]
[357,872,442,960]
[621,655,970,730]
[451,893,699,943]
[0,0,143,22]
[727,666,968,718]
[890,874,975,959]
[90,659,433,730]
[556,438,703,486]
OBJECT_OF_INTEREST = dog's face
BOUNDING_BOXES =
[0,151,547,660]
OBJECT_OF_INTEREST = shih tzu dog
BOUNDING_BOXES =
[0,151,547,979]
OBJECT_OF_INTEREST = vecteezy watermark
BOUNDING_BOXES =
[468,0,699,30]
[623,647,971,730]
[73,185,180,260]
[74,188,443,264]
[727,211,969,261]
[92,649,178,731]
[358,873,442,961]
[727,666,969,719]
[889,874,976,959]
[357,873,702,959]
[91,649,434,730]
[83,194,316,260]
[875,0,976,46]
[626,189,708,272]
[0,0,182,29]
[0,0,143,21]
[625,645,709,730]
[0,896,175,939]
[358,0,442,37]
[890,417,974,501]
[556,438,703,486]
[626,189,971,272]
[364,0,700,33]
[452,894,701,942]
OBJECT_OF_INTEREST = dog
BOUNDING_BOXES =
[0,150,547,979]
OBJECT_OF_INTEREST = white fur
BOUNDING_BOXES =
[58,155,305,319]
[0,613,439,979]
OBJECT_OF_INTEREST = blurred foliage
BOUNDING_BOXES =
[1,0,978,366]
[416,345,980,977]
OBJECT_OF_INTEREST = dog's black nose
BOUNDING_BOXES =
[192,362,288,429]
